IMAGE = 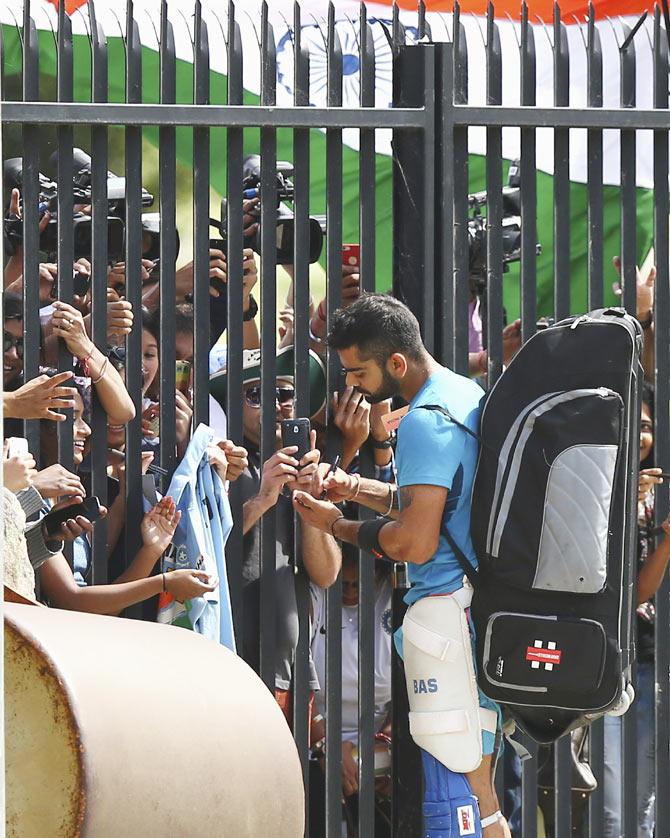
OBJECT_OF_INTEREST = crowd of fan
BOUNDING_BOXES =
[2,167,668,837]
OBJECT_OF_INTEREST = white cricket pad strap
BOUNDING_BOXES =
[480,810,503,828]
[403,592,493,774]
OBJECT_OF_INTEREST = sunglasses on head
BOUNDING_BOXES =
[4,331,23,358]
[244,384,295,408]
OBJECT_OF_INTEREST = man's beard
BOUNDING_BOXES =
[357,366,400,404]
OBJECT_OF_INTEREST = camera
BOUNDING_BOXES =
[141,213,180,283]
[3,147,155,263]
[467,159,541,296]
[213,154,324,265]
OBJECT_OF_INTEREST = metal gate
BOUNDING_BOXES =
[2,1,669,836]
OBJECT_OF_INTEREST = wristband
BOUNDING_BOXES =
[358,517,392,560]
[369,435,394,450]
[243,294,258,321]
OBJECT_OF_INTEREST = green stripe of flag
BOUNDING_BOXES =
[2,24,654,317]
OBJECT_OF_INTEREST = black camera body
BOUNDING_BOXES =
[214,155,324,266]
[3,148,154,263]
[467,159,541,296]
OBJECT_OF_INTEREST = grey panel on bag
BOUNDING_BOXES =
[533,444,618,593]
[491,388,613,558]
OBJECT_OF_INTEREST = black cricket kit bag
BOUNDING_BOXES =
[469,308,642,743]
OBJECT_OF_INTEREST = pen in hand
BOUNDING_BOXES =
[320,454,341,500]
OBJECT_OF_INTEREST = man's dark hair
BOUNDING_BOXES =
[327,293,424,365]
[175,303,194,338]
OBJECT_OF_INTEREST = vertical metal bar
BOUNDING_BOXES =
[437,39,454,369]
[485,7,503,385]
[356,10,376,836]
[619,25,638,838]
[586,3,604,310]
[56,1,74,476]
[90,0,110,585]
[193,1,210,429]
[553,5,571,322]
[324,9,343,836]
[588,717,605,836]
[392,3,405,54]
[21,1,41,460]
[158,0,177,483]
[259,2,278,691]
[417,0,427,39]
[519,732,539,838]
[554,734,572,838]
[225,3,245,653]
[519,2,537,343]
[452,6,470,377]
[554,18,574,836]
[123,1,144,586]
[619,23,637,317]
[422,47,436,357]
[291,0,312,800]
[585,25,605,832]
[653,10,670,838]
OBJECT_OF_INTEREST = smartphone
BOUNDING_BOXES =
[6,437,29,458]
[342,243,360,268]
[209,237,227,255]
[175,360,192,395]
[73,270,91,297]
[42,496,103,538]
[281,418,311,463]
[49,270,90,300]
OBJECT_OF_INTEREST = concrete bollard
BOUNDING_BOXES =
[5,603,304,837]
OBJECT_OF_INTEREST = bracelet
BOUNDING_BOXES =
[91,356,109,385]
[79,345,95,377]
[477,350,488,373]
[243,294,258,321]
[162,572,167,592]
[383,484,394,516]
[330,513,345,539]
[308,323,325,345]
[349,472,361,500]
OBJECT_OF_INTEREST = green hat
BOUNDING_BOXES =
[210,345,327,419]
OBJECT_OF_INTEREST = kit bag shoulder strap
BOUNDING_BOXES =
[416,404,480,442]
[413,404,480,588]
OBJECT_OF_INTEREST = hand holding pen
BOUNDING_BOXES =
[320,454,341,499]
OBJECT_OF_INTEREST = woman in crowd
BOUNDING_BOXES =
[35,375,217,613]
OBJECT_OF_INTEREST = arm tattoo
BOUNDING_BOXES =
[398,486,414,510]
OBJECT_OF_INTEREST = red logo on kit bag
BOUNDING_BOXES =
[526,640,562,670]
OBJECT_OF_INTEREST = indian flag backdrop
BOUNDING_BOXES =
[0,0,661,316]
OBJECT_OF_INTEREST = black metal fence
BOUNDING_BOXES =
[2,0,670,836]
